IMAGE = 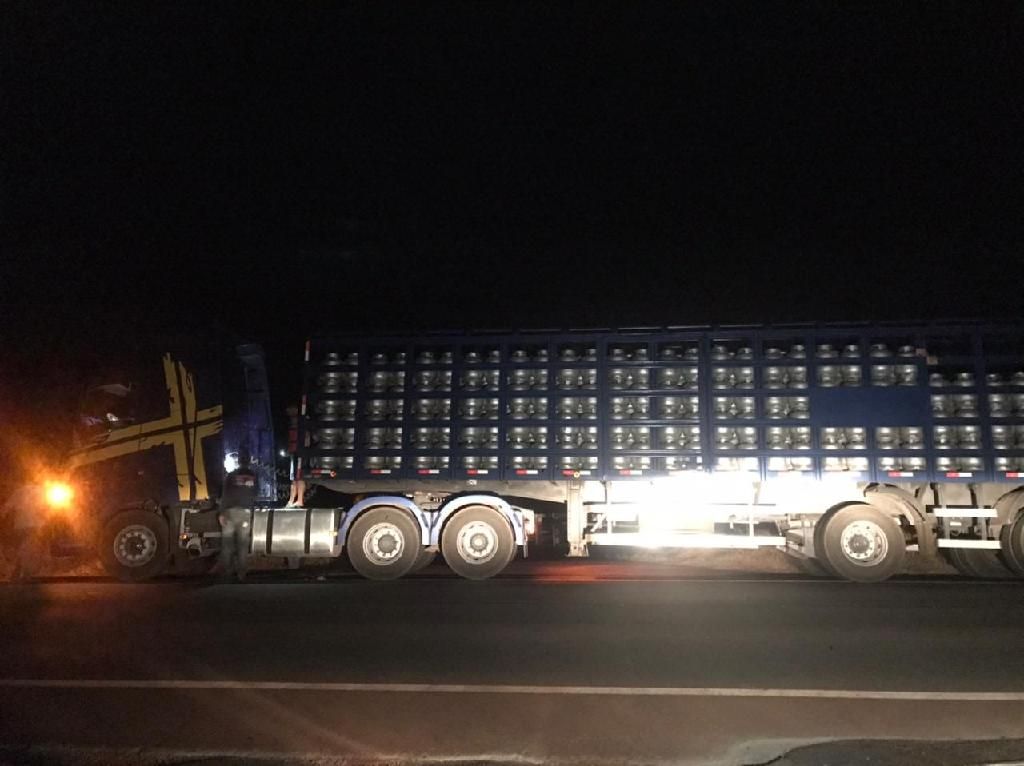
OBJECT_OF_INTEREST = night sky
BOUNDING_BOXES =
[2,2,1023,464]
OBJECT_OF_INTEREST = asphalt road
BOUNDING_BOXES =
[2,562,1024,765]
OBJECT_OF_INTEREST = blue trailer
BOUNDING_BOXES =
[295,321,1024,582]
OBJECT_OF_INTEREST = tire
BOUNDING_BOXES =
[411,547,437,574]
[999,515,1024,577]
[504,538,518,567]
[441,505,515,580]
[346,506,421,580]
[943,547,973,577]
[811,507,845,577]
[792,555,833,578]
[173,554,217,577]
[819,504,906,583]
[946,547,1014,579]
[99,510,169,582]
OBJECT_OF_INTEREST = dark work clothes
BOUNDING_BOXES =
[221,468,257,509]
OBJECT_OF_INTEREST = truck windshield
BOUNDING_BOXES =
[76,383,137,443]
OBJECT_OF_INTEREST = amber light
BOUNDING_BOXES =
[45,481,74,509]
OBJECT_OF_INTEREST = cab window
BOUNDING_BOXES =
[76,383,138,443]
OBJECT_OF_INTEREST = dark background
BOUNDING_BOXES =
[2,1,1023,480]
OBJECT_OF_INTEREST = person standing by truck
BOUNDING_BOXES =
[218,453,257,582]
[284,404,306,507]
[1,484,46,582]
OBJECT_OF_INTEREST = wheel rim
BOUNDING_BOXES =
[838,519,889,566]
[113,525,158,567]
[362,522,406,566]
[456,520,499,565]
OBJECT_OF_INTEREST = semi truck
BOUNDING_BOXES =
[49,321,1024,583]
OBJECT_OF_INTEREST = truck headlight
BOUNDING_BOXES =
[45,481,74,510]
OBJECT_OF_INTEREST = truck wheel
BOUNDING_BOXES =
[946,547,1014,579]
[819,504,905,583]
[99,510,169,582]
[411,548,437,574]
[346,507,420,580]
[999,515,1024,577]
[173,554,217,577]
[811,508,843,577]
[943,547,975,577]
[442,505,515,580]
[792,555,833,578]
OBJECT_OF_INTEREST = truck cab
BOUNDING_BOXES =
[64,343,275,579]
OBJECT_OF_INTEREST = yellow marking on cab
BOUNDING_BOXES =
[68,354,224,501]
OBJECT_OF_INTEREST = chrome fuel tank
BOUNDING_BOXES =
[250,508,342,557]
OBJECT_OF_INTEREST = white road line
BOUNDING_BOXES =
[530,578,1023,585]
[1,679,1022,701]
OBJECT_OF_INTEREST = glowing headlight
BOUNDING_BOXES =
[45,481,74,509]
